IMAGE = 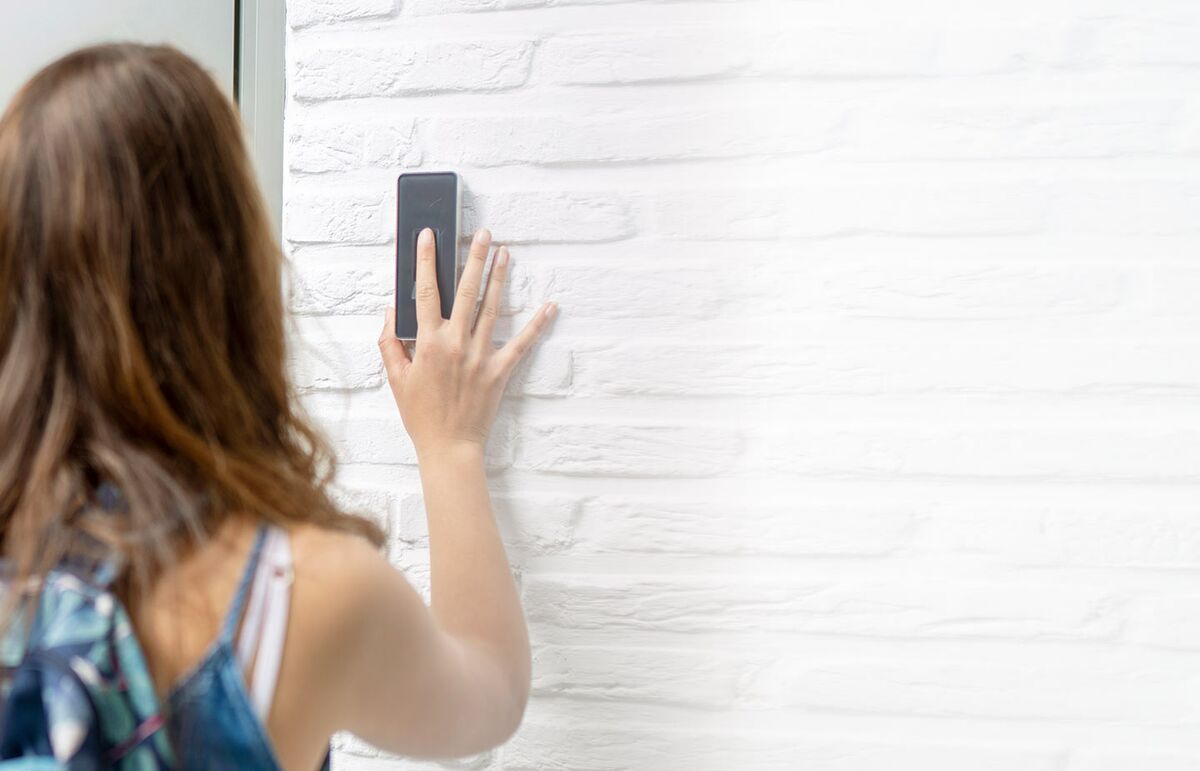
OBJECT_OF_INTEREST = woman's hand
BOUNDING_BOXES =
[378,227,557,460]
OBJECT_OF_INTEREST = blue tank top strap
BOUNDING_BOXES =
[218,521,270,644]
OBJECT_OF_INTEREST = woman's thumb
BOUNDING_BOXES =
[378,308,411,383]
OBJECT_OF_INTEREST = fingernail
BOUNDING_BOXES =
[420,227,433,244]
[498,247,510,266]
[545,302,558,319]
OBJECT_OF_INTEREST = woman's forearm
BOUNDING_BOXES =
[416,442,531,708]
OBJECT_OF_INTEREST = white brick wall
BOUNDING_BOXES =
[281,1,1200,768]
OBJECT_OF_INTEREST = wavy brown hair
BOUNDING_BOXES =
[0,43,384,614]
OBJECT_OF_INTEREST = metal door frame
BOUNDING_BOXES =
[236,0,286,233]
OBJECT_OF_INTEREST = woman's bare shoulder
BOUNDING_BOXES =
[287,518,384,567]
[258,516,432,749]
[284,519,398,617]
[276,518,398,627]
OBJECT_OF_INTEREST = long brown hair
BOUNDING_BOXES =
[0,43,384,612]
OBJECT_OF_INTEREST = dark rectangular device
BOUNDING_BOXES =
[394,171,462,340]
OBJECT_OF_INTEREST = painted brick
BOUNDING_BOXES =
[650,188,785,240]
[288,265,394,316]
[574,339,1200,396]
[504,719,1062,771]
[284,0,1200,765]
[289,0,396,29]
[404,0,702,14]
[423,108,839,167]
[284,193,388,244]
[763,656,1197,721]
[397,493,580,562]
[514,423,744,477]
[750,425,1200,480]
[852,96,1184,159]
[915,502,1200,569]
[326,484,397,539]
[505,342,573,396]
[530,263,728,320]
[1128,596,1200,650]
[572,498,914,557]
[752,25,939,77]
[288,119,420,173]
[290,336,385,392]
[1068,749,1200,771]
[538,33,751,85]
[531,645,751,709]
[292,40,534,101]
[816,258,1125,319]
[1085,18,1200,66]
[462,191,635,244]
[523,574,1124,640]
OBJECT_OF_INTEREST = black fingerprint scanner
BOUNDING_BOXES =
[394,172,462,340]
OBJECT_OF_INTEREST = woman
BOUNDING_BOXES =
[0,43,556,769]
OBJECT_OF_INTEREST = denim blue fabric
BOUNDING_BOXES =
[165,522,331,771]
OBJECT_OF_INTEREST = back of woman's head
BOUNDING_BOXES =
[0,43,382,598]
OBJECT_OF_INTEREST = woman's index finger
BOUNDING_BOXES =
[413,227,442,332]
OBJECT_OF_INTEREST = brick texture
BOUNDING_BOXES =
[283,0,1200,768]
